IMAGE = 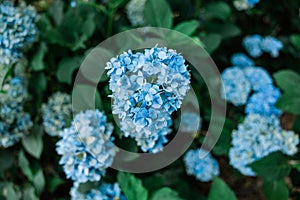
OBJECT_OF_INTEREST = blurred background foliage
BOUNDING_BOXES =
[0,0,300,199]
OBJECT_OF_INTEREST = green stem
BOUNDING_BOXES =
[81,1,107,14]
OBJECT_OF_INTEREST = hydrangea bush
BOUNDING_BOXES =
[0,0,300,200]
[0,1,38,65]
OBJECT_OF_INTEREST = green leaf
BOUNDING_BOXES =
[47,7,96,50]
[273,70,300,114]
[4,183,20,200]
[275,93,300,115]
[117,172,148,200]
[48,0,64,26]
[22,126,43,159]
[204,1,231,21]
[208,178,237,200]
[143,175,165,193]
[72,84,103,112]
[250,152,291,181]
[150,187,184,200]
[0,149,14,178]
[174,20,199,36]
[56,56,82,84]
[144,0,173,28]
[18,151,33,181]
[30,43,48,71]
[71,13,96,51]
[33,170,45,195]
[0,64,10,90]
[23,187,39,200]
[199,33,222,53]
[262,179,289,200]
[273,70,300,94]
[32,72,47,93]
[206,22,241,39]
[212,119,235,156]
[48,177,64,193]
[290,34,300,51]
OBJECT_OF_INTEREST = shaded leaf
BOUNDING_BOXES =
[204,1,231,21]
[144,0,173,28]
[4,183,20,200]
[23,187,38,200]
[199,33,222,53]
[275,93,300,115]
[48,177,64,193]
[30,43,48,71]
[150,187,184,200]
[262,179,289,200]
[208,178,237,200]
[18,151,33,181]
[22,126,43,159]
[117,172,148,200]
[56,56,82,84]
[48,0,64,26]
[0,64,10,90]
[33,170,45,195]
[290,34,300,51]
[32,72,47,93]
[174,20,199,36]
[250,152,291,181]
[273,70,300,114]
[273,70,300,94]
[212,119,235,156]
[206,22,241,39]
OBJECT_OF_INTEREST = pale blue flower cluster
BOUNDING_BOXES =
[106,46,190,153]
[261,36,284,57]
[221,66,281,116]
[245,85,282,116]
[184,148,219,182]
[229,114,299,176]
[243,35,283,58]
[234,0,260,11]
[231,53,254,67]
[42,92,72,136]
[126,0,147,26]
[243,66,273,91]
[180,112,202,133]
[56,110,116,183]
[221,67,251,106]
[70,182,126,200]
[0,77,32,148]
[0,1,38,65]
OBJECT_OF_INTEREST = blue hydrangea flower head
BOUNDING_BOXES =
[42,92,72,136]
[56,110,116,183]
[231,53,254,67]
[184,148,219,182]
[243,35,263,58]
[0,76,32,148]
[261,36,283,58]
[243,66,273,91]
[106,46,190,153]
[245,85,282,116]
[229,114,299,176]
[234,0,260,10]
[0,1,38,65]
[126,0,147,26]
[246,0,260,7]
[221,67,251,106]
[180,112,202,133]
[70,182,126,200]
